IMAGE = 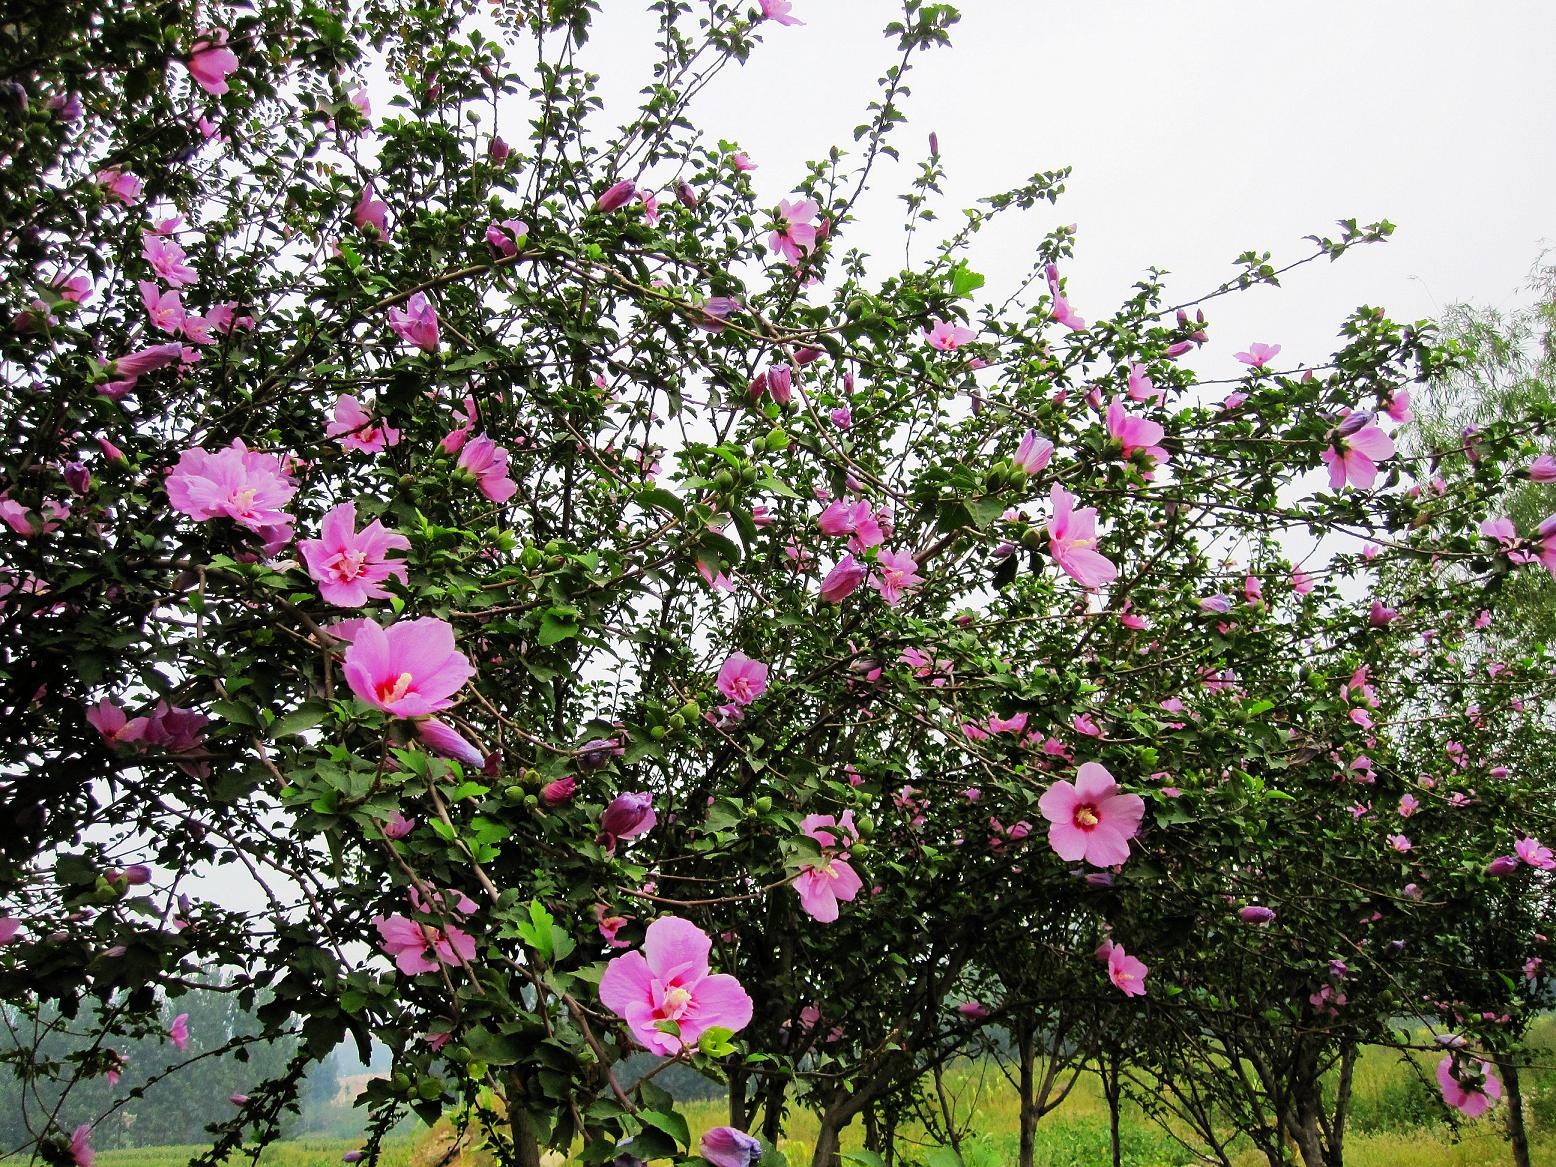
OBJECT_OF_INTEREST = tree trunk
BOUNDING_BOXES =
[506,1071,543,1167]
[1018,1025,1038,1167]
[1499,1057,1532,1167]
[1101,1049,1123,1167]
[760,1073,787,1147]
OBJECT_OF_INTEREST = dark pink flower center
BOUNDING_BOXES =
[377,671,415,705]
[328,549,369,581]
[1073,803,1100,830]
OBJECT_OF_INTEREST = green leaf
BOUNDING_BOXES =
[538,610,581,646]
[272,701,329,738]
[842,1152,887,1167]
[637,1108,689,1148]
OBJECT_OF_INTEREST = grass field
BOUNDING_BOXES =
[96,1018,1556,1166]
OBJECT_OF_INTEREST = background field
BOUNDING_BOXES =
[93,1017,1556,1167]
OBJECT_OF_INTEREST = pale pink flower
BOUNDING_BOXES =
[484,218,528,258]
[769,198,819,266]
[1528,454,1556,482]
[383,812,416,839]
[98,168,144,204]
[70,1124,94,1167]
[168,1013,189,1051]
[599,916,753,1055]
[926,319,976,352]
[870,548,922,606]
[387,291,440,352]
[416,718,484,767]
[1436,1055,1501,1118]
[716,653,770,705]
[1127,363,1162,404]
[698,560,735,592]
[596,904,632,948]
[1321,413,1395,490]
[1387,833,1412,853]
[352,186,388,236]
[1398,793,1420,818]
[759,0,804,25]
[1386,388,1412,423]
[142,233,198,286]
[794,813,863,923]
[732,152,757,172]
[456,435,518,503]
[638,190,660,226]
[1013,431,1054,475]
[165,440,296,537]
[139,281,185,333]
[820,555,868,603]
[1047,485,1116,589]
[1038,762,1144,867]
[374,911,477,975]
[1106,943,1149,997]
[299,503,409,607]
[1291,567,1314,595]
[1234,342,1281,368]
[342,617,474,718]
[185,29,239,96]
[1045,264,1085,331]
[596,180,635,212]
[1515,836,1555,870]
[327,394,400,453]
[1105,397,1168,471]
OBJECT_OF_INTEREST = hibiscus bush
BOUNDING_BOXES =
[3,3,1555,1167]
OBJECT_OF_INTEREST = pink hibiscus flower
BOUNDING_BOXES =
[298,502,410,607]
[165,440,296,537]
[1106,943,1149,997]
[769,198,819,267]
[342,617,474,717]
[716,652,770,705]
[599,916,753,1055]
[794,813,864,923]
[326,394,400,453]
[1321,413,1395,490]
[185,29,240,96]
[1038,762,1145,867]
[1436,1054,1502,1118]
[1047,485,1116,589]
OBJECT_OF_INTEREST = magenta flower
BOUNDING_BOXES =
[732,152,757,172]
[140,281,185,334]
[598,916,753,1055]
[110,341,183,381]
[165,440,296,537]
[1038,762,1144,867]
[716,653,769,705]
[70,1124,94,1167]
[98,168,143,205]
[1321,414,1395,490]
[374,910,477,975]
[701,1127,763,1167]
[1529,454,1556,482]
[759,0,804,26]
[1013,430,1054,475]
[1234,341,1281,368]
[1238,905,1276,925]
[185,29,239,96]
[0,918,21,945]
[1514,836,1556,870]
[327,394,400,453]
[600,792,657,848]
[456,435,519,503]
[1127,363,1162,404]
[1106,944,1149,997]
[820,554,868,603]
[1047,485,1116,589]
[168,1013,189,1052]
[352,186,389,236]
[484,218,529,258]
[1045,264,1086,331]
[142,233,198,286]
[342,617,474,718]
[925,319,976,352]
[596,180,636,211]
[1105,397,1169,472]
[416,718,485,768]
[383,812,416,839]
[540,776,577,806]
[769,198,819,267]
[1487,854,1521,877]
[870,547,923,607]
[388,291,440,352]
[767,363,794,406]
[794,813,863,923]
[1436,1055,1502,1118]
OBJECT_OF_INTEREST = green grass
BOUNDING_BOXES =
[94,1016,1556,1165]
[95,1138,418,1167]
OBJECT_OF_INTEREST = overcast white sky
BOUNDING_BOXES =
[583,0,1556,375]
